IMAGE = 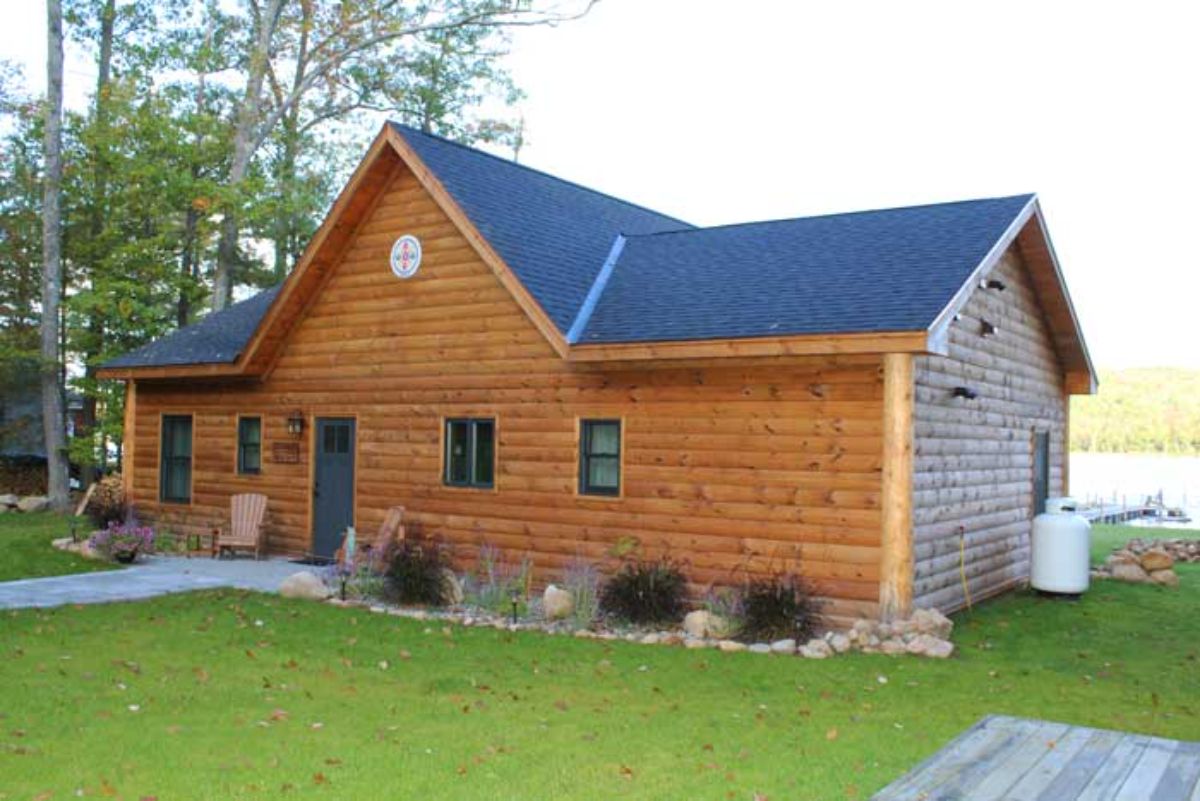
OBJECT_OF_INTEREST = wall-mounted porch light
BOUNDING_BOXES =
[979,278,1007,291]
[952,386,979,400]
[286,411,305,437]
[980,320,998,338]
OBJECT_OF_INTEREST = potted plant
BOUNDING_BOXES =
[89,521,156,564]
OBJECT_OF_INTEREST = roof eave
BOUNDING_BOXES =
[566,330,933,362]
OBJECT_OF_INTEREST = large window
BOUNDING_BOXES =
[237,416,262,475]
[160,414,193,503]
[579,419,621,496]
[444,418,495,489]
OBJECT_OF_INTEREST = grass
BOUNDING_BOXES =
[0,511,117,582]
[0,525,1197,799]
[1089,522,1200,564]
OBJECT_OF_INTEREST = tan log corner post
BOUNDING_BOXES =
[122,380,136,503]
[879,353,914,621]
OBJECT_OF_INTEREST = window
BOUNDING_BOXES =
[444,418,495,488]
[237,416,262,475]
[579,419,621,496]
[160,415,193,503]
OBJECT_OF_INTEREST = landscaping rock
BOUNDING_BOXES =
[880,638,908,656]
[717,639,747,653]
[279,571,331,601]
[0,494,18,507]
[1106,550,1139,566]
[1149,569,1180,588]
[682,610,730,639]
[441,569,464,605]
[911,608,954,639]
[542,584,574,620]
[640,633,660,645]
[828,633,851,653]
[769,638,796,654]
[747,643,771,654]
[684,638,709,650]
[16,495,50,513]
[906,633,954,659]
[801,638,833,658]
[1139,548,1174,572]
[1109,562,1152,583]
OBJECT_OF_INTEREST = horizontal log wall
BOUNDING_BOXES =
[129,164,885,621]
[912,246,1067,612]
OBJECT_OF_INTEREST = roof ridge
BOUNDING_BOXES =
[620,193,1037,241]
[388,121,692,229]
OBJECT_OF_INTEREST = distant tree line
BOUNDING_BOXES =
[1071,368,1200,455]
[1,0,592,505]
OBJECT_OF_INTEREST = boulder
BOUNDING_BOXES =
[441,569,464,605]
[542,584,575,620]
[747,643,771,654]
[906,633,954,659]
[639,633,660,645]
[684,638,710,650]
[279,571,331,601]
[1139,548,1174,572]
[799,638,833,659]
[0,494,18,507]
[769,638,796,654]
[911,608,954,639]
[16,496,50,513]
[717,639,747,653]
[1106,550,1139,566]
[1149,569,1180,588]
[828,633,852,653]
[682,610,730,639]
[1110,562,1152,583]
[880,638,908,656]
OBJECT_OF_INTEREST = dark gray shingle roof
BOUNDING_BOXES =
[576,195,1034,344]
[102,286,281,369]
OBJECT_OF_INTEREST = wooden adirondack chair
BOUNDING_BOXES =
[212,493,268,559]
[335,506,406,567]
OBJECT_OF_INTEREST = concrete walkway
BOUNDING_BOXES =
[0,556,305,609]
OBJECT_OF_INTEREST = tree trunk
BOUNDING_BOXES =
[211,0,284,311]
[41,0,69,510]
[79,0,117,488]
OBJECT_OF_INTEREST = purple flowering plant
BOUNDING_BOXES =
[89,521,155,563]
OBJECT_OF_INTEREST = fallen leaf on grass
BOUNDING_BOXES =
[619,765,634,780]
[826,727,839,741]
[312,772,328,785]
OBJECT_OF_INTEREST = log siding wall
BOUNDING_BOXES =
[911,246,1067,612]
[129,164,885,621]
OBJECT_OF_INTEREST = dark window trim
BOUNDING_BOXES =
[159,414,193,504]
[443,417,496,489]
[237,415,262,476]
[579,418,621,497]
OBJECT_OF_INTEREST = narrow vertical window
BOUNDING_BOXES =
[444,418,495,489]
[579,419,621,496]
[237,416,262,475]
[160,415,193,503]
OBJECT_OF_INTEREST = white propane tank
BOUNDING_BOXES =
[1030,497,1091,594]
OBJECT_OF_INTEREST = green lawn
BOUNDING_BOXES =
[1090,522,1200,563]
[0,511,117,582]
[0,524,1197,799]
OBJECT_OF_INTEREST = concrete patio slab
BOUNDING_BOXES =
[0,556,307,609]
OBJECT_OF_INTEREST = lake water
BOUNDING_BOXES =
[1069,452,1200,525]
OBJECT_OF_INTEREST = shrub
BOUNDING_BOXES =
[88,521,155,563]
[85,476,129,529]
[325,551,387,601]
[562,556,600,628]
[599,557,688,625]
[736,574,821,643]
[463,544,531,616]
[384,540,453,606]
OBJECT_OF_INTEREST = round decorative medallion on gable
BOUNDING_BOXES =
[390,234,422,279]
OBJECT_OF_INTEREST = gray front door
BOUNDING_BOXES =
[312,418,356,559]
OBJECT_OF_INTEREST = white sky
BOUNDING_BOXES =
[4,0,1198,369]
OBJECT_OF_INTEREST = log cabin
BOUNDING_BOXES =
[98,123,1095,622]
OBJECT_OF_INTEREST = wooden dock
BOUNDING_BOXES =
[1079,504,1157,525]
[871,715,1200,800]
